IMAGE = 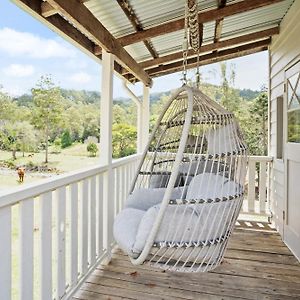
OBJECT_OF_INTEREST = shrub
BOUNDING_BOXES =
[87,142,98,157]
[61,130,72,148]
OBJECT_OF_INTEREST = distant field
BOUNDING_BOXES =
[0,143,100,191]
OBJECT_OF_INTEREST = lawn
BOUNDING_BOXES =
[0,143,100,190]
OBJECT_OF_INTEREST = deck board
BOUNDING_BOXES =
[73,222,300,300]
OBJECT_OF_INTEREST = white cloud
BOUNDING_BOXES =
[3,64,35,77]
[0,27,75,59]
[69,72,91,84]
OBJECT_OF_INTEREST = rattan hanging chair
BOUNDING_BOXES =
[114,85,247,272]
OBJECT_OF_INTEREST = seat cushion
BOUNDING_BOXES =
[186,173,240,200]
[113,208,145,258]
[125,187,184,211]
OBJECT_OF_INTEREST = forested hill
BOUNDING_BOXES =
[12,84,260,106]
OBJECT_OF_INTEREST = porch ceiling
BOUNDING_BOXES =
[13,0,294,85]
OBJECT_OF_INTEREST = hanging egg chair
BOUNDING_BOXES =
[113,0,247,272]
[113,85,248,272]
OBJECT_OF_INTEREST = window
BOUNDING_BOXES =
[287,71,300,143]
[276,96,283,159]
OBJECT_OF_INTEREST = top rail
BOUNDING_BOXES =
[0,153,142,209]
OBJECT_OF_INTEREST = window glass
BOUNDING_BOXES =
[287,71,300,142]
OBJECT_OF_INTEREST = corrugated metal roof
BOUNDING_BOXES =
[85,0,294,64]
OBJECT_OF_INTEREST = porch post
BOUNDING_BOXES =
[100,50,114,256]
[138,85,150,153]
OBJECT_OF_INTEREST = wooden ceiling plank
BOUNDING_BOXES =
[118,0,284,46]
[116,0,159,59]
[46,0,152,86]
[142,38,271,77]
[138,27,279,69]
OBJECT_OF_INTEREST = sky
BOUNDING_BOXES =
[0,1,268,98]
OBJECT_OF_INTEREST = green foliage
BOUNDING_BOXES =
[87,142,98,157]
[61,130,72,148]
[32,75,64,162]
[112,123,137,158]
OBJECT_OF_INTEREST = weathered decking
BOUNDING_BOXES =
[73,221,300,300]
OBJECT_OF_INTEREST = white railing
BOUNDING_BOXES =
[0,154,273,299]
[0,154,141,300]
[241,155,273,219]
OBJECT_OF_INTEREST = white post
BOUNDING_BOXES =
[138,85,150,153]
[100,50,114,257]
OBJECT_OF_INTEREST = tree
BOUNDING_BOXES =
[112,123,137,158]
[0,121,38,159]
[31,76,64,163]
[87,142,98,157]
[61,130,72,148]
[250,87,268,155]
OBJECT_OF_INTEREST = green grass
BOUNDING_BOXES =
[0,143,100,190]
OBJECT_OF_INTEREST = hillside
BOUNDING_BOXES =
[12,84,260,107]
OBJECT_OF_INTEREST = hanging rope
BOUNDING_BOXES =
[182,0,201,88]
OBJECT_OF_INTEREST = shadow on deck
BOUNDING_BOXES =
[73,221,300,300]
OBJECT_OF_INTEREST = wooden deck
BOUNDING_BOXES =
[73,221,300,300]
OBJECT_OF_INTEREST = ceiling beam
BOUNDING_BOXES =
[116,0,159,59]
[214,0,227,44]
[46,0,152,86]
[12,0,134,82]
[131,39,270,79]
[118,0,284,46]
[138,27,279,69]
[41,1,56,17]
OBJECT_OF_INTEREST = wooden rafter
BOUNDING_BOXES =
[116,0,159,59]
[41,1,56,17]
[37,0,152,86]
[127,39,270,79]
[214,0,227,44]
[45,0,152,86]
[118,0,284,46]
[137,27,279,70]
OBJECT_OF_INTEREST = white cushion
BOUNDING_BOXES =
[186,173,239,200]
[113,208,145,258]
[114,174,241,259]
[125,187,184,211]
[206,124,237,154]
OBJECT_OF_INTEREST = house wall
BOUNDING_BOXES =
[269,0,300,235]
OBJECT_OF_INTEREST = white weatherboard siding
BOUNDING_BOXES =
[269,0,300,252]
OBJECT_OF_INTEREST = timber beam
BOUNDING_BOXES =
[137,27,279,70]
[118,0,284,46]
[127,39,271,79]
[45,0,152,86]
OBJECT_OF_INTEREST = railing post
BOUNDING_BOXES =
[100,50,114,257]
[139,85,150,153]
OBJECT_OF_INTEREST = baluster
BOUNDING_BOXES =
[259,161,267,214]
[81,179,89,274]
[97,174,104,257]
[19,198,34,300]
[248,160,256,212]
[0,206,11,300]
[40,192,52,300]
[56,187,66,299]
[90,176,96,266]
[70,182,78,288]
